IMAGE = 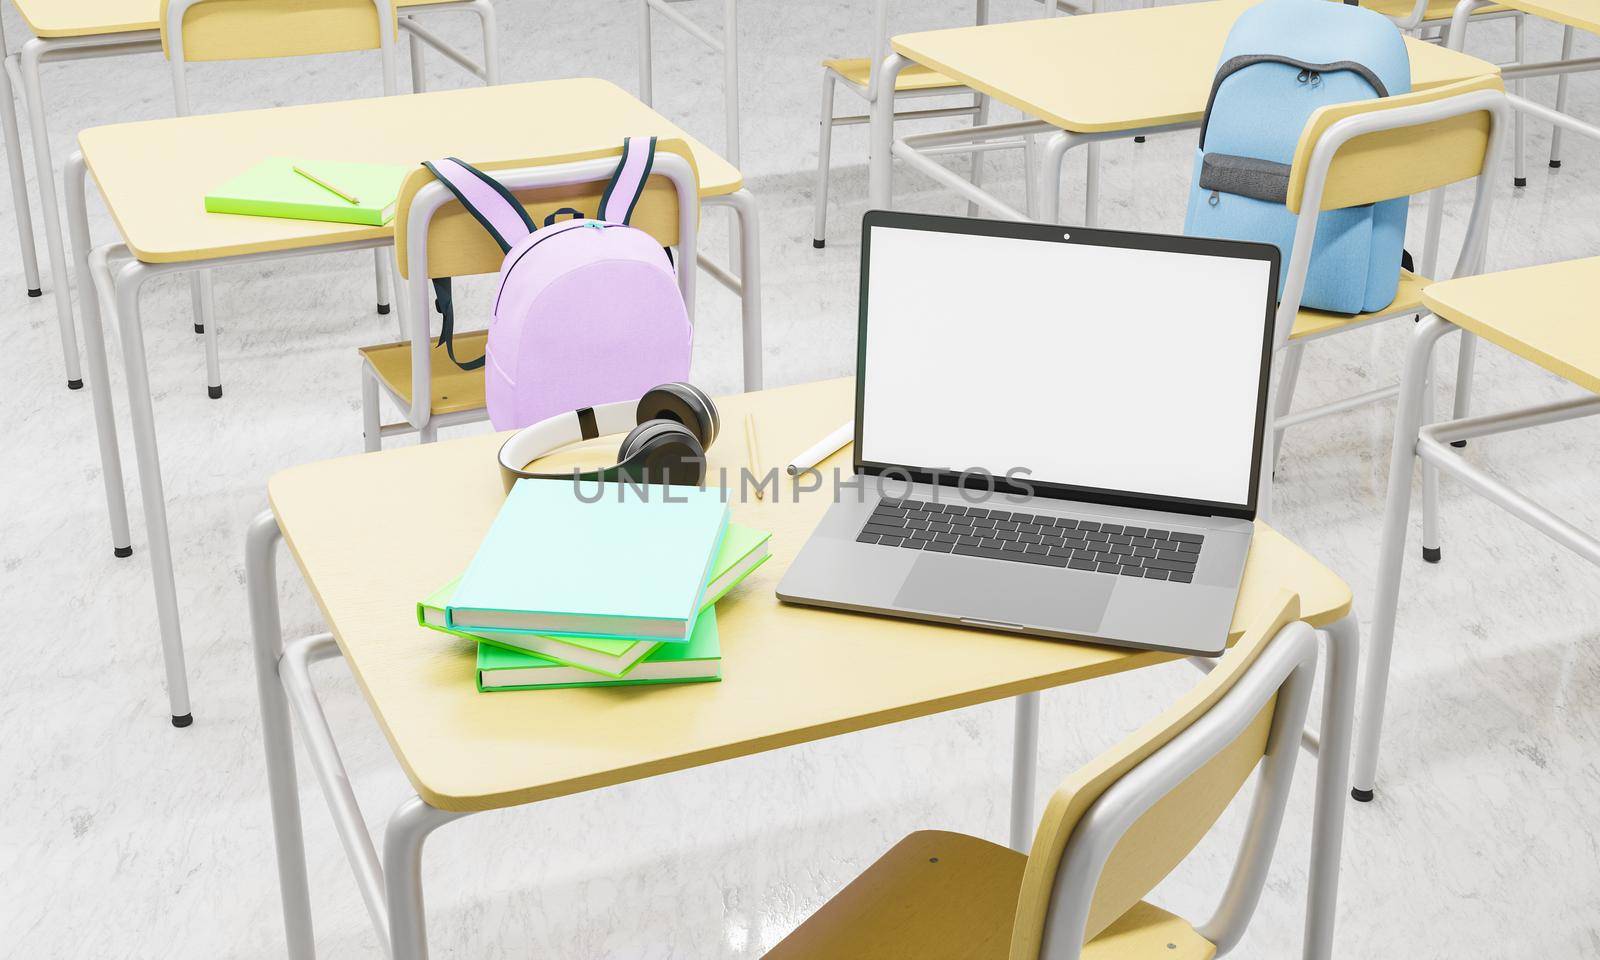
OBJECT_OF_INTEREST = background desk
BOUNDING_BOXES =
[251,376,1360,960]
[1,0,496,389]
[870,0,1500,223]
[68,77,756,724]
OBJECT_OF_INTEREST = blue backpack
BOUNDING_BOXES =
[1183,0,1411,315]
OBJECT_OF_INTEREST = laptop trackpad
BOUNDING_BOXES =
[892,554,1114,632]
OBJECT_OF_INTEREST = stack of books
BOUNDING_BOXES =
[418,478,770,692]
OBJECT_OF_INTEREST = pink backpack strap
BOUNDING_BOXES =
[597,137,658,226]
[421,156,535,253]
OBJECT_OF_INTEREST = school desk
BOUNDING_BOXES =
[867,0,1499,225]
[0,0,496,390]
[1446,0,1600,169]
[1357,256,1600,801]
[64,77,761,725]
[247,375,1361,960]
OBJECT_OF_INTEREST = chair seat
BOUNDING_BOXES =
[1291,269,1431,341]
[823,57,966,92]
[1360,0,1510,20]
[761,830,1216,960]
[359,334,487,416]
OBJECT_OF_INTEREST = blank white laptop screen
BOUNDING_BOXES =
[860,224,1273,509]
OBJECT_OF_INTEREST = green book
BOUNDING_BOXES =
[477,609,722,692]
[447,479,731,642]
[419,523,770,678]
[204,157,410,226]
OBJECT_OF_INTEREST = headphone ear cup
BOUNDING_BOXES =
[617,420,707,485]
[637,382,719,450]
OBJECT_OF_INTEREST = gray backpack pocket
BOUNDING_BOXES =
[1199,153,1292,204]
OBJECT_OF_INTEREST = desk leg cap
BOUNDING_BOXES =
[377,303,391,315]
[1133,136,1146,143]
[1351,787,1374,803]
[1549,160,1562,169]
[194,323,205,334]
[171,713,194,728]
[67,378,83,390]
[1422,546,1442,563]
[1513,176,1527,187]
[812,238,825,249]
[207,385,223,400]
[27,287,42,298]
[114,545,133,559]
[1451,439,1467,448]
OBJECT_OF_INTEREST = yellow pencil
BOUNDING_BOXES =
[292,164,361,205]
[744,414,764,501]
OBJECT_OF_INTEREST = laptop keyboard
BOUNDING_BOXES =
[856,498,1204,584]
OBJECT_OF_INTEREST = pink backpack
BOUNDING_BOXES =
[423,138,692,429]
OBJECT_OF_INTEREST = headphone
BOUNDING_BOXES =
[497,382,720,493]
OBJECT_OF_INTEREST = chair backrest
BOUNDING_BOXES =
[1009,590,1318,960]
[161,0,400,111]
[392,138,702,282]
[1286,74,1505,215]
[161,0,397,61]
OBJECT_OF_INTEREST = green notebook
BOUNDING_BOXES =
[477,609,722,692]
[204,157,411,226]
[447,479,731,642]
[419,524,770,678]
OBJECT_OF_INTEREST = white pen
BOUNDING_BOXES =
[786,420,854,475]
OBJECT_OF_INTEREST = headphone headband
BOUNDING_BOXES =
[497,399,640,490]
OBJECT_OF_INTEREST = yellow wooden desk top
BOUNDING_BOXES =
[78,78,742,264]
[11,0,451,39]
[1422,258,1600,395]
[1480,0,1600,32]
[890,0,1499,134]
[267,377,1351,813]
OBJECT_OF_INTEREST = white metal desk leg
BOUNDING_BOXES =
[722,0,739,167]
[246,512,318,960]
[64,152,132,556]
[868,53,906,209]
[1009,691,1040,852]
[472,0,499,85]
[19,40,81,388]
[1419,351,1441,562]
[1549,26,1574,167]
[1038,131,1074,224]
[408,24,426,92]
[1083,141,1101,227]
[1511,13,1526,187]
[0,36,42,297]
[1352,315,1452,801]
[384,795,464,960]
[1305,611,1358,960]
[194,272,221,397]
[114,259,194,725]
[723,188,763,391]
[637,0,654,105]
[1450,330,1477,432]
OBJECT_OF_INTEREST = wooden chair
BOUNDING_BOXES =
[160,0,496,397]
[1265,75,1511,570]
[359,140,704,449]
[763,591,1319,960]
[813,0,1062,247]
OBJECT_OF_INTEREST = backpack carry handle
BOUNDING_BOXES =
[421,156,536,254]
[598,136,659,226]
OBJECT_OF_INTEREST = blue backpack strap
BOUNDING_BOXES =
[597,137,657,226]
[421,157,535,253]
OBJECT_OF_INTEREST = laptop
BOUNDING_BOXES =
[776,211,1280,657]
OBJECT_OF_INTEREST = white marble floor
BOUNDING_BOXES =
[2,1,1598,957]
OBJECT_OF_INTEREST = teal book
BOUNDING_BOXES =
[447,478,731,642]
[477,609,722,692]
[204,157,410,226]
[419,523,770,678]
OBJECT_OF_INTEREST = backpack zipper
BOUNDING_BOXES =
[1198,54,1389,148]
